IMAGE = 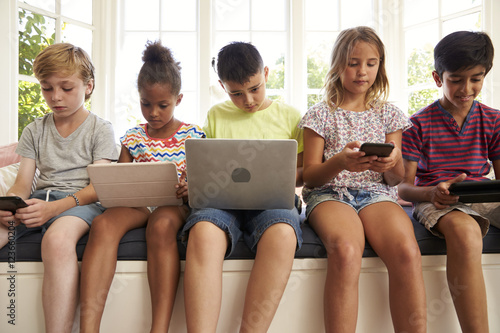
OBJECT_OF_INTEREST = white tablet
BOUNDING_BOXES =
[87,162,182,208]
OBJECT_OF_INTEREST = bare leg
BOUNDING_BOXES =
[435,210,488,333]
[360,203,427,333]
[240,222,296,333]
[146,205,187,333]
[184,221,228,333]
[308,202,365,333]
[41,216,90,333]
[80,207,149,333]
[0,223,10,248]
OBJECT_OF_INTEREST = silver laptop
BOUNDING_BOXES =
[185,139,298,210]
[87,162,183,208]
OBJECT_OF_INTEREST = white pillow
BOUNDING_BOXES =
[0,163,20,196]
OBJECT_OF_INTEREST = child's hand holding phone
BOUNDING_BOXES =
[359,143,394,157]
[0,196,28,213]
[0,196,28,227]
[362,142,400,173]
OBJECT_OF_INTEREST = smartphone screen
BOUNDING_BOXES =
[0,196,28,213]
[359,143,394,157]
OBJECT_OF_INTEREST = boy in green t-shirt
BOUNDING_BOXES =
[181,42,303,332]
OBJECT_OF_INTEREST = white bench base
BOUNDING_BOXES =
[1,254,500,332]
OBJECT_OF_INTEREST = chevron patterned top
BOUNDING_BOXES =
[120,123,206,177]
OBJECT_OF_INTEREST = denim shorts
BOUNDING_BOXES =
[305,188,399,219]
[14,190,106,239]
[181,206,303,257]
[413,201,500,238]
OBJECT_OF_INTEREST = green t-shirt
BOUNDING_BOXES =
[203,100,304,154]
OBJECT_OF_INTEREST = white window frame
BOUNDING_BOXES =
[0,0,116,144]
[2,0,499,145]
[0,0,19,144]
[395,0,500,114]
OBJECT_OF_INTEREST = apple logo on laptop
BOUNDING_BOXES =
[231,168,251,183]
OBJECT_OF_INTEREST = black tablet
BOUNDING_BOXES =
[449,180,500,203]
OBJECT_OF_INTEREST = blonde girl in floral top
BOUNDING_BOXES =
[300,26,427,333]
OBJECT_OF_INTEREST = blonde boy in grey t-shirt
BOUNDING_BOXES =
[0,43,118,332]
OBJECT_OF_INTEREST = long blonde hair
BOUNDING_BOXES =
[323,26,389,110]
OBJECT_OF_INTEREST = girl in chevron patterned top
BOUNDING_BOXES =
[80,40,205,333]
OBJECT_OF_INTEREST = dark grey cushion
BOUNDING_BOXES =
[1,206,499,262]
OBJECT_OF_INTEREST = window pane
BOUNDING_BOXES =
[18,81,50,138]
[341,0,373,29]
[251,0,285,31]
[114,32,161,137]
[443,12,481,36]
[214,0,250,31]
[160,32,198,91]
[161,0,196,31]
[124,0,160,31]
[403,0,437,27]
[442,0,481,16]
[21,0,55,12]
[305,0,338,31]
[18,9,56,76]
[253,32,287,90]
[405,25,438,86]
[62,23,93,56]
[307,94,323,109]
[175,91,199,125]
[306,32,338,89]
[213,32,252,56]
[61,0,92,24]
[408,88,439,115]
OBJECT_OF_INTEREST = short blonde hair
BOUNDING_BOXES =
[33,43,95,100]
[323,26,389,110]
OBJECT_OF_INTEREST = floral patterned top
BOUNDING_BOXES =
[299,101,412,201]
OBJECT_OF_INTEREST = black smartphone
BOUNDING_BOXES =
[0,196,28,213]
[359,143,394,157]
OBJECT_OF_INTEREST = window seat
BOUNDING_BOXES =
[1,206,500,332]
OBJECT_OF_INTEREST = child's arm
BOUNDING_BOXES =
[5,157,37,200]
[117,145,134,163]
[14,158,113,228]
[175,169,188,203]
[296,152,303,187]
[0,157,37,227]
[398,159,465,209]
[368,130,405,186]
[302,128,376,187]
[493,159,500,180]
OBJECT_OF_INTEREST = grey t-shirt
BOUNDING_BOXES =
[17,112,118,192]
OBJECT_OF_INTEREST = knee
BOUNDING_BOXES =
[442,217,483,256]
[263,223,297,246]
[325,240,363,273]
[187,222,227,255]
[387,240,422,271]
[87,214,120,243]
[146,217,179,246]
[41,231,76,262]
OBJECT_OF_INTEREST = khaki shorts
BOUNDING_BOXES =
[413,202,500,238]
